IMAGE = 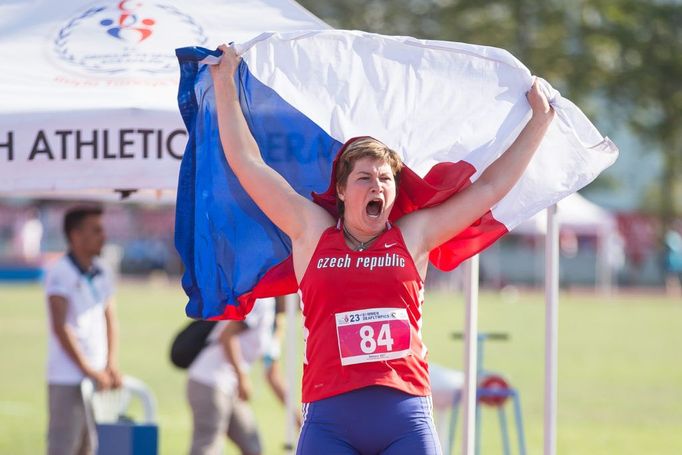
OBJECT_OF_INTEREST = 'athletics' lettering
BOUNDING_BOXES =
[26,128,187,161]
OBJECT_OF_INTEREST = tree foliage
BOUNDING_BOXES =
[298,0,682,226]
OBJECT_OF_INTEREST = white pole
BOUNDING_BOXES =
[544,205,559,455]
[596,227,612,296]
[284,293,298,453]
[461,255,479,455]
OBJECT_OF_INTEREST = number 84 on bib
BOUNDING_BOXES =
[335,308,411,366]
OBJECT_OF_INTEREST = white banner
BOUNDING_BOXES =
[0,0,327,194]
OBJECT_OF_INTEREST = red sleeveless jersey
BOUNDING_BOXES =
[298,224,431,403]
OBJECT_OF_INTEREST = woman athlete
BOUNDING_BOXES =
[209,44,554,454]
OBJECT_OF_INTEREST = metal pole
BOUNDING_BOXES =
[544,205,559,455]
[461,255,479,455]
[596,226,612,296]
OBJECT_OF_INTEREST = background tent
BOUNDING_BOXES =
[514,192,617,236]
[512,192,624,292]
[0,0,328,198]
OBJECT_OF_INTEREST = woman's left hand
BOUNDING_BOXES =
[527,78,554,124]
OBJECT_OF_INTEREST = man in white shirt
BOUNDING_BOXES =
[187,297,276,455]
[45,206,122,455]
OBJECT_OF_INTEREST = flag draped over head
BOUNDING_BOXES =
[175,30,618,320]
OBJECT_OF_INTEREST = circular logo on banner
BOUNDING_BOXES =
[53,1,207,75]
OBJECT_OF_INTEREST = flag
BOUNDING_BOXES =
[175,30,618,320]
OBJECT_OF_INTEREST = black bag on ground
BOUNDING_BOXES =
[169,320,218,369]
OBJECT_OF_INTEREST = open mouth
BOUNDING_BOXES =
[366,198,383,218]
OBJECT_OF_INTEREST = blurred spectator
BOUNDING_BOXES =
[45,206,123,455]
[120,238,171,275]
[262,297,302,428]
[186,297,276,455]
[14,208,43,261]
[663,230,682,296]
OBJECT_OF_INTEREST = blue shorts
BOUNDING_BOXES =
[296,386,442,455]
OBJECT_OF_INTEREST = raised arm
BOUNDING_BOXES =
[399,80,555,271]
[209,44,330,242]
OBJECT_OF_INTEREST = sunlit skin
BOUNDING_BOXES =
[337,158,397,241]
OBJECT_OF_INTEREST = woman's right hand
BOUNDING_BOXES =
[208,43,241,88]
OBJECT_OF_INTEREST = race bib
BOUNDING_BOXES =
[335,308,411,366]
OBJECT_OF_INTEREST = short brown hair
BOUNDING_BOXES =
[335,137,402,217]
[63,206,103,243]
[335,137,402,189]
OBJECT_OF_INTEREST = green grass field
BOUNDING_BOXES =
[1,282,680,454]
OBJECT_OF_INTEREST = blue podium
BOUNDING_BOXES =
[81,376,159,455]
[97,422,158,455]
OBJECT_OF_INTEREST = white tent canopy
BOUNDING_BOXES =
[0,0,328,196]
[512,193,623,293]
[513,192,617,236]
